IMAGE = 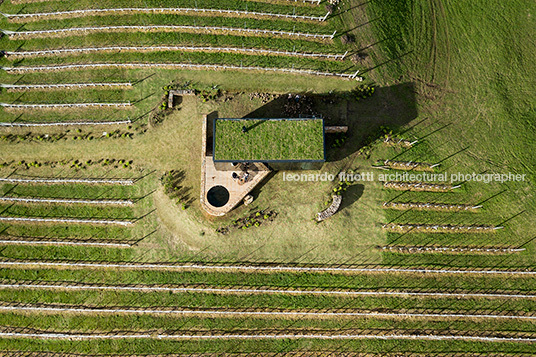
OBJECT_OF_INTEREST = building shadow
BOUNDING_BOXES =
[240,82,418,163]
[339,184,364,212]
[242,95,315,119]
[329,82,418,162]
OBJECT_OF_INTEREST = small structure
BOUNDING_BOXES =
[167,90,194,108]
[316,195,343,221]
[243,195,254,206]
[200,115,271,216]
[213,117,326,171]
[324,126,348,134]
[201,116,328,216]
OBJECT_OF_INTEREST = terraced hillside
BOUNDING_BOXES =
[0,0,359,127]
[0,0,535,356]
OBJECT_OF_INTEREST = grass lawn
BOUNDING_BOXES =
[214,118,325,161]
[364,0,536,272]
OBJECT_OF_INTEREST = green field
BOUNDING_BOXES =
[0,0,535,355]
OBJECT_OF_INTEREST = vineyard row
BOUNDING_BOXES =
[3,281,536,299]
[0,8,329,23]
[0,217,133,226]
[0,330,535,343]
[0,82,133,92]
[1,63,363,80]
[0,197,134,206]
[0,239,132,248]
[0,303,535,321]
[0,177,135,185]
[0,120,132,127]
[0,260,534,276]
[5,45,347,61]
[0,102,132,110]
[1,25,336,41]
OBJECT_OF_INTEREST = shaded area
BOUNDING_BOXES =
[340,184,365,212]
[241,83,418,163]
[160,170,194,207]
[330,82,418,161]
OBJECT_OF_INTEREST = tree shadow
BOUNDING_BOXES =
[330,1,370,17]
[161,169,194,206]
[361,50,413,74]
[340,184,364,212]
[245,119,268,132]
[335,17,381,37]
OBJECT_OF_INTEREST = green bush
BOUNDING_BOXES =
[352,84,375,100]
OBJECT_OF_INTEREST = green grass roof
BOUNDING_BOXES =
[214,118,325,162]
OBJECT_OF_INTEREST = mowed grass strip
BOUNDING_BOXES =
[2,32,341,54]
[1,338,534,356]
[2,269,536,294]
[0,224,132,241]
[0,183,138,200]
[214,118,325,161]
[0,245,135,262]
[0,202,135,220]
[0,0,327,18]
[2,311,536,336]
[0,88,132,103]
[1,340,535,357]
[379,252,535,272]
[0,51,354,74]
[2,286,536,315]
[0,14,334,35]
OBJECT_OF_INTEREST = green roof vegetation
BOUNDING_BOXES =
[214,118,325,161]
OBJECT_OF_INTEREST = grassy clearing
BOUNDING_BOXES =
[214,118,324,161]
[0,91,383,264]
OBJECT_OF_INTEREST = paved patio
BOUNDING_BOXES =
[200,114,271,216]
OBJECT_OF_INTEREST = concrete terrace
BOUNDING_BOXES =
[200,114,271,216]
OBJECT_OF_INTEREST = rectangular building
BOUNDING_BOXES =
[213,118,325,170]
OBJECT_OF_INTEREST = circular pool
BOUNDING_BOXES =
[207,185,230,207]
